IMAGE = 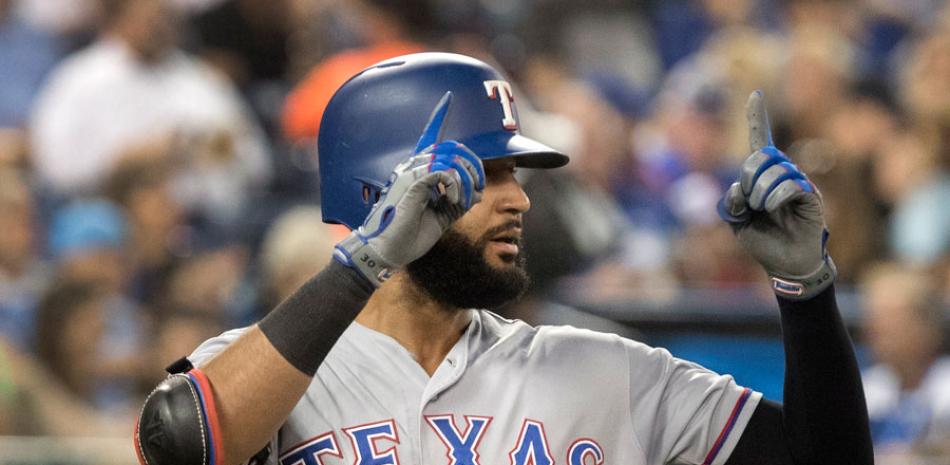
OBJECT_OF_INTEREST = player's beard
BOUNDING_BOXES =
[406,225,530,311]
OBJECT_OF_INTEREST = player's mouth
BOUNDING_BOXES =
[488,230,521,257]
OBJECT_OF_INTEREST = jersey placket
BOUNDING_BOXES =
[417,313,477,465]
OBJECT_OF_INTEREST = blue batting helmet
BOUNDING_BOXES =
[318,52,569,229]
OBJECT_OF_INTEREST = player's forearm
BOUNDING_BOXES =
[201,326,312,462]
[776,285,872,464]
[728,286,872,465]
[158,261,373,464]
[214,260,372,461]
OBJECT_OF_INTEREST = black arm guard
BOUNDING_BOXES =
[135,373,217,465]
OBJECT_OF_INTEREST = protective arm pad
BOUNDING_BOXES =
[135,370,224,465]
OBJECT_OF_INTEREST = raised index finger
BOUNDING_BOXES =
[746,90,774,152]
[414,91,453,153]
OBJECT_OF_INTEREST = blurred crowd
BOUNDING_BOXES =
[1,0,950,461]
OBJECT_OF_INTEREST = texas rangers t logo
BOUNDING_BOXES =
[483,80,518,130]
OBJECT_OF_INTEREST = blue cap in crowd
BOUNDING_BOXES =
[48,199,127,260]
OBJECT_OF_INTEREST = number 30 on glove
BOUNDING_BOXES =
[717,91,836,300]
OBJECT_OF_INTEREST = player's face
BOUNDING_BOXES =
[405,158,531,310]
[452,158,530,268]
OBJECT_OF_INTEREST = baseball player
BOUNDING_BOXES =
[135,53,872,465]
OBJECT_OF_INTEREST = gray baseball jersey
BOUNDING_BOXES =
[189,310,761,465]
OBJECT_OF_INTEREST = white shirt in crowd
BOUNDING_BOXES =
[30,37,271,221]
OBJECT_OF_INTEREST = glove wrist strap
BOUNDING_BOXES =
[334,234,394,288]
[770,257,837,301]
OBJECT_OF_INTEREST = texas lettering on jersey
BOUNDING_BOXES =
[277,416,603,465]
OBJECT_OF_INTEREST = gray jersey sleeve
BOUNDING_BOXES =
[624,340,762,465]
[187,326,280,465]
[188,326,252,366]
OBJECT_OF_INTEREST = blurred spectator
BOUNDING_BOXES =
[0,0,64,129]
[34,278,143,412]
[35,279,110,402]
[779,27,857,142]
[861,263,950,458]
[872,130,950,266]
[696,26,784,160]
[163,245,250,324]
[900,28,950,131]
[47,199,148,410]
[30,0,271,225]
[258,206,340,313]
[190,0,292,91]
[281,0,429,141]
[636,61,735,229]
[554,81,636,194]
[822,81,903,164]
[0,169,48,351]
[189,0,294,138]
[105,152,184,307]
[0,334,122,436]
[900,29,950,182]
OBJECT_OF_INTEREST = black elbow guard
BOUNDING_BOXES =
[135,369,223,465]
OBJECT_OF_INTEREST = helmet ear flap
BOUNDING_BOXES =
[355,177,385,205]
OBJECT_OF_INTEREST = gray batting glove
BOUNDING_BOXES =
[334,92,486,287]
[717,90,836,300]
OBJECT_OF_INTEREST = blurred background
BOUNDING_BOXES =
[1,0,950,463]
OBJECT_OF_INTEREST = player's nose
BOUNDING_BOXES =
[495,173,530,215]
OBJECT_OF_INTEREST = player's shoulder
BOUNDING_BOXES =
[478,309,616,340]
[477,309,656,360]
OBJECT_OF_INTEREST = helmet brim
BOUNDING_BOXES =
[465,132,569,169]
